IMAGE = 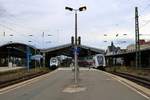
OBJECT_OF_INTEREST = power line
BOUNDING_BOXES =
[0,23,41,44]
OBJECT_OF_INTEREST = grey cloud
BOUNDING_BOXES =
[0,0,150,49]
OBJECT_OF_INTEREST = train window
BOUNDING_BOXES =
[97,56,103,65]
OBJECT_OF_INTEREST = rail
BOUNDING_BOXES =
[0,71,49,89]
[112,72,150,89]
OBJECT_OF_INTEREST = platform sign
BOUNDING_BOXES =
[73,48,80,55]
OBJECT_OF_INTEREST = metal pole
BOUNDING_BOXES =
[34,48,36,68]
[65,6,86,84]
[8,48,9,67]
[42,32,44,50]
[135,7,141,68]
[74,11,78,84]
[26,46,30,71]
[43,52,45,67]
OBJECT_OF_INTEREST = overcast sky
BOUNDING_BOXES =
[0,0,150,49]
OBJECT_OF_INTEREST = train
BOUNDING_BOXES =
[49,57,60,69]
[92,54,106,69]
[78,54,106,69]
[49,54,106,69]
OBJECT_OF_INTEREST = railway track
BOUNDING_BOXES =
[112,72,150,89]
[0,71,49,89]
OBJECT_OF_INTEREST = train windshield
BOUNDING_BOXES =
[97,56,103,65]
[51,59,57,63]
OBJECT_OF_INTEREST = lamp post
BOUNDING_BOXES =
[65,6,86,84]
[28,40,37,68]
[7,47,11,67]
[42,32,52,67]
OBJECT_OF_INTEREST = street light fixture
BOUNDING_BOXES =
[10,41,13,43]
[65,7,73,11]
[65,6,87,12]
[79,6,86,11]
[123,34,127,36]
[29,34,33,36]
[104,34,107,36]
[42,32,52,49]
[28,41,32,42]
[65,6,87,84]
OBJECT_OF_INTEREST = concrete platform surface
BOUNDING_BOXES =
[0,68,149,100]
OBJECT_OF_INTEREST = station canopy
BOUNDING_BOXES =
[0,42,37,58]
[41,44,105,57]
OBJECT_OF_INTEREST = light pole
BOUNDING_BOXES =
[65,6,86,84]
[7,47,11,67]
[42,32,52,67]
[28,40,37,68]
